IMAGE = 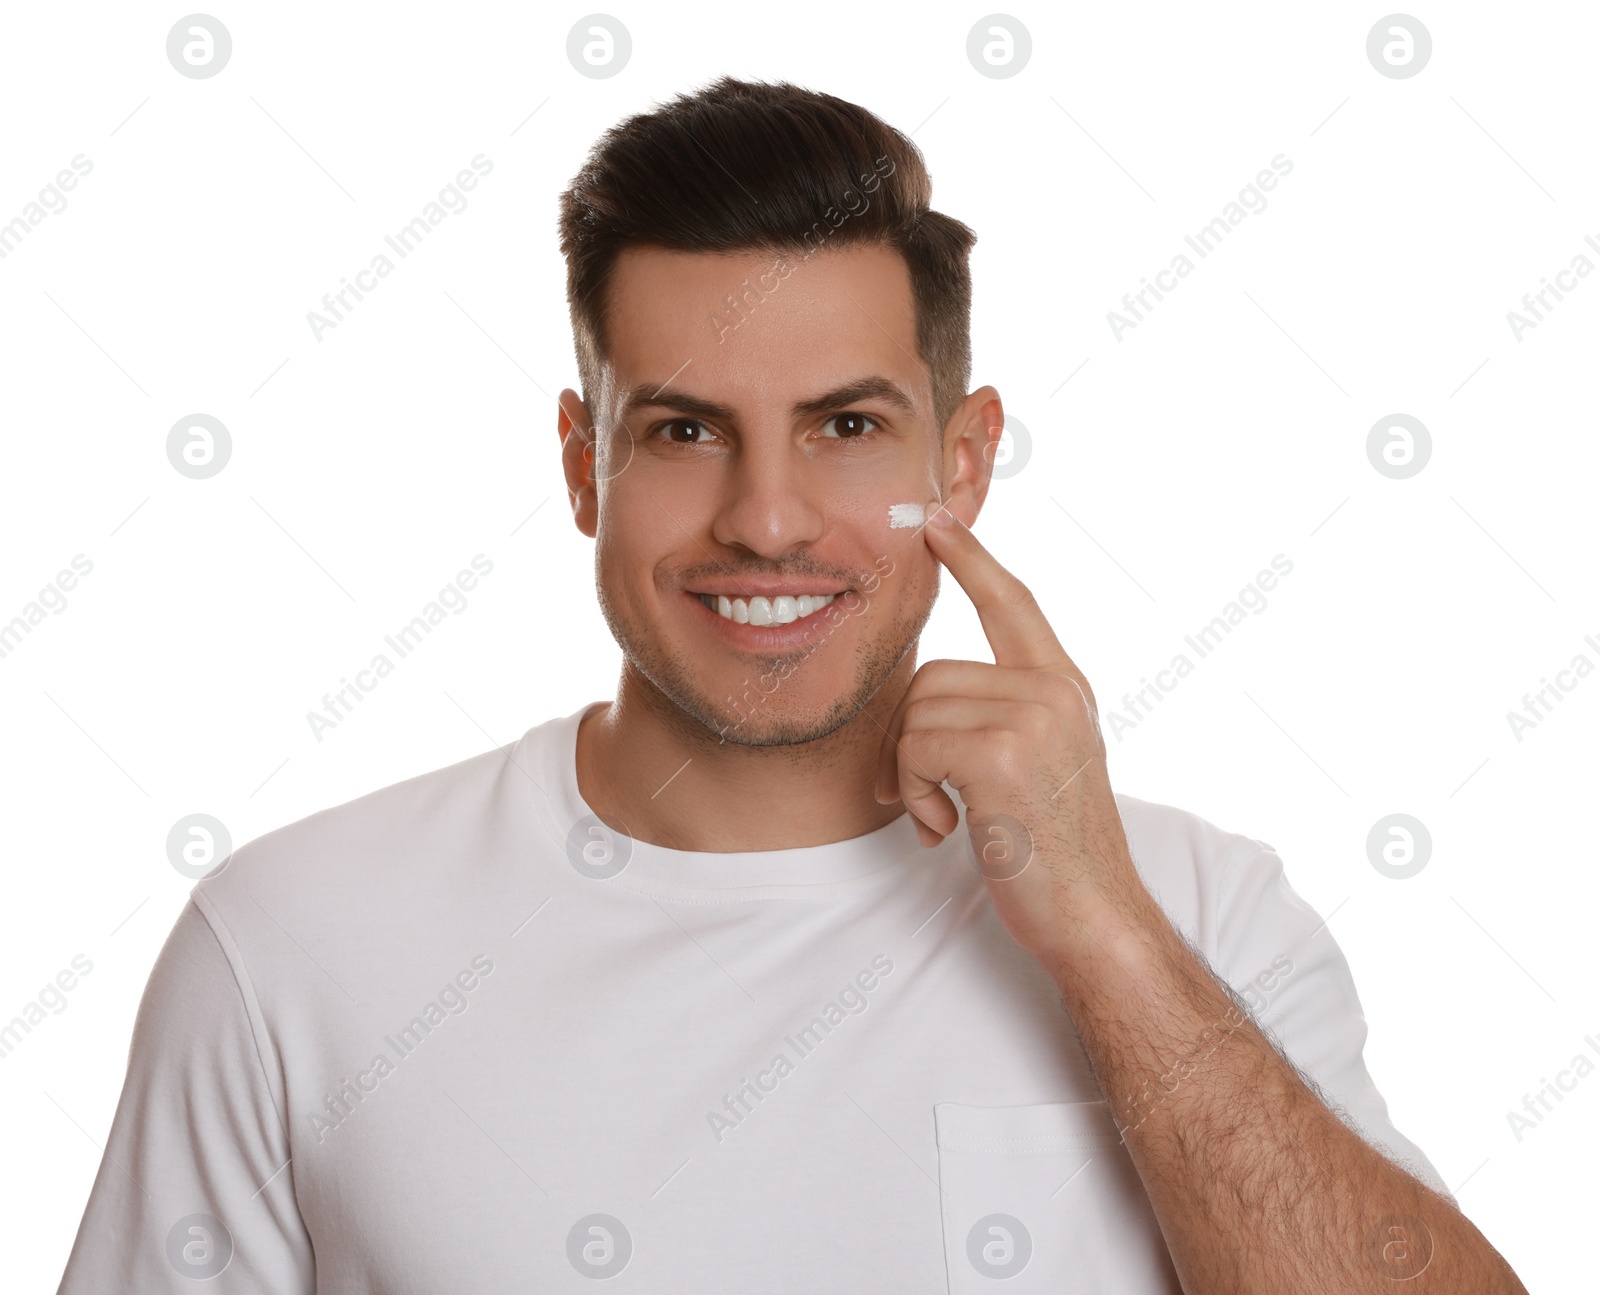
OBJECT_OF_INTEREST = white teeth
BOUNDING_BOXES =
[700,592,837,625]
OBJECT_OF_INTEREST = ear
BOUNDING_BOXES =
[557,388,598,538]
[939,385,1004,529]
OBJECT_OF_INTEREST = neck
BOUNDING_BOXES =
[575,660,915,853]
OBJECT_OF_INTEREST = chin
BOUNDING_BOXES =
[704,708,860,749]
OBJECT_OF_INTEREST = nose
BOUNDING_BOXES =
[708,435,827,560]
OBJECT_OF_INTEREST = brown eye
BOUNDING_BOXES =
[661,420,711,444]
[822,413,878,439]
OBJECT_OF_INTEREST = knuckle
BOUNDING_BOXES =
[1035,672,1076,705]
[999,579,1040,615]
[1005,728,1032,763]
[892,729,928,767]
[1024,703,1057,739]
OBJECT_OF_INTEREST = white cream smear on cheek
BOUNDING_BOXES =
[887,503,925,529]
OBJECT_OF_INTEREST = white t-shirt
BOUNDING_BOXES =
[57,701,1450,1293]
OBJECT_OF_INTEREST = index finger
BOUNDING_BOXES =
[921,498,1070,671]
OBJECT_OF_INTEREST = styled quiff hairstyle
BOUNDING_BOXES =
[558,75,978,436]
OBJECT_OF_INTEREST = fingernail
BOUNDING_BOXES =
[928,499,953,528]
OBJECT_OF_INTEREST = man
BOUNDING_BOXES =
[59,76,1526,1292]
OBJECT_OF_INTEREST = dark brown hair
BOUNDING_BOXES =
[558,74,978,436]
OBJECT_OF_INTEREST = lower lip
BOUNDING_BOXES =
[685,591,857,648]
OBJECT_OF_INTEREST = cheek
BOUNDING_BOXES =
[900,544,942,604]
[850,531,940,607]
[598,462,678,548]
[829,475,939,538]
[826,489,942,602]
[594,515,655,604]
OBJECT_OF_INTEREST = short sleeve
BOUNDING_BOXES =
[56,897,315,1292]
[1208,841,1456,1205]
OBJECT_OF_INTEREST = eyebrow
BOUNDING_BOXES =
[620,375,917,424]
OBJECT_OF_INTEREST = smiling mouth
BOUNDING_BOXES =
[695,592,841,626]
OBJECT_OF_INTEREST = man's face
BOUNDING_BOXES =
[560,242,981,747]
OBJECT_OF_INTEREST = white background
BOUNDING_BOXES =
[2,1,1594,1289]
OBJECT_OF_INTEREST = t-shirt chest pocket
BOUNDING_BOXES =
[934,1100,1182,1293]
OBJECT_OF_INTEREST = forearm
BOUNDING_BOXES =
[1046,885,1527,1294]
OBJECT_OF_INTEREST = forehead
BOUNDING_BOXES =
[601,242,927,414]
